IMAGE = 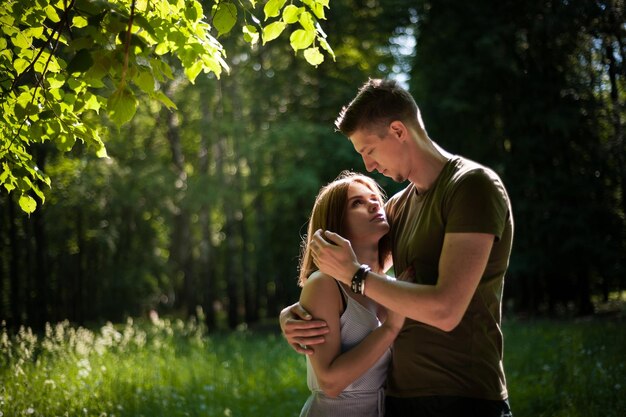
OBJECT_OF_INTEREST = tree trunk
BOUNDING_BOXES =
[7,199,21,327]
[164,105,195,314]
[198,77,217,330]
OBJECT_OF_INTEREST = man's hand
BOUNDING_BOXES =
[280,302,329,355]
[310,229,360,285]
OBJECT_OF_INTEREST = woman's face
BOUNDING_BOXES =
[343,181,389,243]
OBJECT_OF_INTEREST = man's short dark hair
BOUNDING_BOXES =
[335,78,419,137]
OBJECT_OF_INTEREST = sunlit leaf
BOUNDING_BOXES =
[44,5,60,23]
[304,46,324,66]
[14,58,29,73]
[262,21,286,44]
[155,42,169,55]
[12,32,31,49]
[83,92,101,112]
[213,2,237,36]
[264,0,286,21]
[290,29,314,51]
[307,1,325,19]
[282,5,302,24]
[184,60,203,83]
[19,194,37,214]
[243,25,259,45]
[96,144,108,158]
[318,37,335,59]
[72,15,88,28]
[299,11,315,31]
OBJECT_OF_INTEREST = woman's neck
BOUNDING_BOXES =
[352,243,381,273]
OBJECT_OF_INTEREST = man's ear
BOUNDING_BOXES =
[389,120,406,142]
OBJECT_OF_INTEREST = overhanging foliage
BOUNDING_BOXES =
[0,0,334,213]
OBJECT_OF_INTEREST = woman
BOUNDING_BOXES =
[298,171,405,417]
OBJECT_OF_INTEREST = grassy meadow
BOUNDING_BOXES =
[1,313,624,417]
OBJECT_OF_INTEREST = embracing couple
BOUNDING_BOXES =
[279,79,514,417]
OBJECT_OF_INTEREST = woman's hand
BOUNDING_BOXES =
[280,302,329,355]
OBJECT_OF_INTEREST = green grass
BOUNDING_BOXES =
[504,318,626,417]
[1,316,624,417]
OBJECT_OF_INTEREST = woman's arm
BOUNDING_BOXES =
[300,271,402,398]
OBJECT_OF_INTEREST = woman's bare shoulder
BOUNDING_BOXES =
[300,271,340,310]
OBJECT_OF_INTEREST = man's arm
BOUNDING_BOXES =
[279,302,329,355]
[311,229,493,331]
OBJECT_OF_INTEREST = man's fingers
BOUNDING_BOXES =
[294,335,326,346]
[291,343,315,355]
[285,319,329,334]
[291,303,314,320]
[321,230,346,246]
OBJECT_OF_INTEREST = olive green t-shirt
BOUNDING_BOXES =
[384,156,513,400]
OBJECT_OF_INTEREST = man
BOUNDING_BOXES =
[281,78,514,417]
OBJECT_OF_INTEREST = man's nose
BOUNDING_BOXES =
[362,155,376,172]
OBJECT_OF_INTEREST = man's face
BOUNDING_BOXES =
[350,124,407,183]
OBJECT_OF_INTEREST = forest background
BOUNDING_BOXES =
[1,0,625,332]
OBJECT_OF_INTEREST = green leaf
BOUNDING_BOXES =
[53,131,76,152]
[155,42,169,55]
[19,194,37,214]
[307,1,325,19]
[14,58,30,73]
[264,0,287,20]
[299,11,315,31]
[96,144,108,158]
[154,91,177,110]
[304,46,324,66]
[107,87,138,127]
[289,29,314,51]
[184,1,202,22]
[282,5,302,24]
[72,15,88,28]
[12,32,31,50]
[134,70,156,93]
[184,60,203,83]
[318,37,335,59]
[66,49,94,75]
[243,25,259,45]
[213,2,237,36]
[44,5,60,23]
[262,21,286,45]
[83,92,101,112]
[46,73,65,89]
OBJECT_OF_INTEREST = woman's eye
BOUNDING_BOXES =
[352,199,363,207]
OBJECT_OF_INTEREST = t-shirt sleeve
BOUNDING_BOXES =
[444,168,509,240]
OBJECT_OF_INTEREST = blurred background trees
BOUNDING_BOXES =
[1,0,624,330]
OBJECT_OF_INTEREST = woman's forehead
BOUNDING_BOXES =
[348,180,377,196]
